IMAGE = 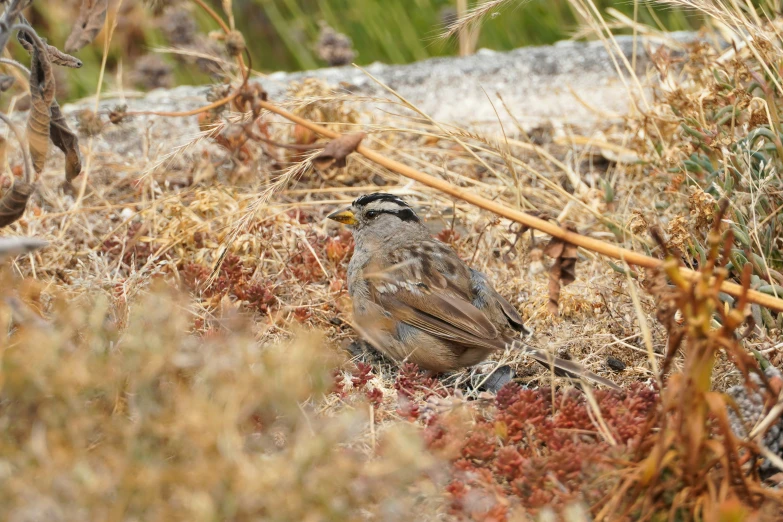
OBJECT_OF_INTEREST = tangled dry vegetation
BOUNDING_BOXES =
[1,0,783,520]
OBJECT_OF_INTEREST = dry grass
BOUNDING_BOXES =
[1,0,783,520]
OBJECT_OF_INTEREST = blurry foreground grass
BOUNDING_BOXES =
[0,276,441,521]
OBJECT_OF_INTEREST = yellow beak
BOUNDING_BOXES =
[327,208,357,226]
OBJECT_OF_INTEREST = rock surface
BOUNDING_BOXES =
[263,33,688,129]
[71,34,697,122]
[57,33,695,169]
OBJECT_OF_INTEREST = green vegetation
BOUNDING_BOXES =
[235,0,700,70]
[20,1,703,101]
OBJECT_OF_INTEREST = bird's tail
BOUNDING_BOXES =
[510,340,620,391]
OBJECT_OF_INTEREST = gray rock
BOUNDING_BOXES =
[606,355,627,372]
[31,33,698,188]
[727,365,783,478]
[260,32,697,129]
[58,33,699,160]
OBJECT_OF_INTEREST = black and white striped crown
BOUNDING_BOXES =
[353,193,411,208]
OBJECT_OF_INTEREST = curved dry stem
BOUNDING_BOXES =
[12,22,47,54]
[0,57,30,76]
[191,0,230,33]
[190,0,250,85]
[0,0,33,55]
[129,0,255,121]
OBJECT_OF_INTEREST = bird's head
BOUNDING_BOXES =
[327,193,421,233]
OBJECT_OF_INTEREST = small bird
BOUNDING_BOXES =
[328,193,618,389]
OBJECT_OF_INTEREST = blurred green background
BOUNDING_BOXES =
[18,0,703,101]
[234,0,700,70]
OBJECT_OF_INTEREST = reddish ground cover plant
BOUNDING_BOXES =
[424,382,657,520]
[417,203,783,521]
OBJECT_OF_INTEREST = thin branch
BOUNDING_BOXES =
[255,98,783,313]
[0,0,33,54]
[0,56,30,76]
[190,0,250,85]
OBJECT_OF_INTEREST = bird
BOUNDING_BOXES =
[327,192,618,389]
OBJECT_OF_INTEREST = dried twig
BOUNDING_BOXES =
[254,99,783,313]
[0,0,32,54]
[126,0,252,120]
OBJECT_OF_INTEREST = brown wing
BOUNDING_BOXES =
[378,290,501,350]
[469,268,528,334]
[364,245,504,351]
[365,243,619,389]
[492,289,525,329]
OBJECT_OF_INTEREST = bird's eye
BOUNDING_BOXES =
[366,210,380,219]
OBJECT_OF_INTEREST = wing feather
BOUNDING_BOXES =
[378,293,502,350]
[366,243,501,346]
[493,290,528,333]
[362,241,619,389]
